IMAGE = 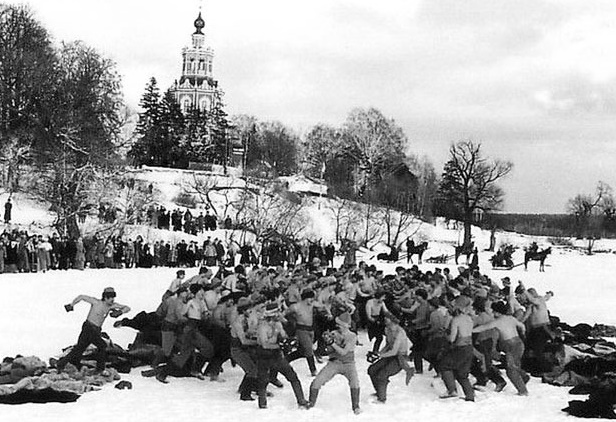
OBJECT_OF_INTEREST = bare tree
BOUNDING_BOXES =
[341,108,407,197]
[380,206,419,248]
[407,155,438,219]
[326,198,356,243]
[188,174,220,215]
[359,201,384,247]
[0,135,30,191]
[113,178,157,229]
[234,184,306,240]
[435,141,513,248]
[567,181,612,254]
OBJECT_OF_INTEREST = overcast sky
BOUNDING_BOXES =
[12,0,616,213]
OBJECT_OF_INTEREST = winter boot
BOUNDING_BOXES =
[405,368,415,386]
[351,388,361,414]
[459,377,475,402]
[258,380,268,409]
[309,387,319,408]
[239,376,255,401]
[155,365,169,384]
[290,376,309,408]
[439,371,458,398]
[375,380,387,403]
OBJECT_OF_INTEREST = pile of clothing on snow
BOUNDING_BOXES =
[534,319,616,419]
[0,355,120,404]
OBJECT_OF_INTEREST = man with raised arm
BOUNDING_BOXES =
[473,301,529,395]
[57,287,130,372]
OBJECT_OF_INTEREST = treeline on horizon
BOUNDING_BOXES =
[482,213,616,239]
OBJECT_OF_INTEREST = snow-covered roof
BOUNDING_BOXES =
[278,174,328,196]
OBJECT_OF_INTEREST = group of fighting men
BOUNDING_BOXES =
[59,257,553,413]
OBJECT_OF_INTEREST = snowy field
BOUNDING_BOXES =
[1,249,615,422]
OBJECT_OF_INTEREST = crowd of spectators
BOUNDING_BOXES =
[0,229,237,274]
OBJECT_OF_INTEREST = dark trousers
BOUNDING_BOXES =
[287,328,317,373]
[472,338,505,386]
[503,338,528,394]
[411,329,427,372]
[172,321,214,371]
[356,296,369,329]
[440,345,474,400]
[367,356,402,401]
[526,325,552,372]
[231,346,258,378]
[256,348,305,408]
[59,321,107,371]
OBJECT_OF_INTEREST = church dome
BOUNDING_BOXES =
[194,12,205,34]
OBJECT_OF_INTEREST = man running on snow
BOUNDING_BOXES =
[57,287,130,372]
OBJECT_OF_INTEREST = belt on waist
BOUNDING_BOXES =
[84,320,102,330]
[296,324,314,331]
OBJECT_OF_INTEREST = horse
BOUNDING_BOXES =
[524,247,551,271]
[454,242,474,265]
[406,242,428,264]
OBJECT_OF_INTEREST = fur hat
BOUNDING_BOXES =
[301,289,315,300]
[102,287,116,298]
[491,301,509,315]
[475,288,488,298]
[453,295,472,311]
[237,297,252,312]
[263,303,279,318]
[219,292,234,304]
[324,276,337,286]
[335,312,351,327]
[189,284,202,295]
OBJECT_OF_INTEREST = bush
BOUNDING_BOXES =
[548,237,574,247]
[173,192,197,209]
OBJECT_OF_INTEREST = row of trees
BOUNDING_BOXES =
[232,108,440,221]
[0,4,126,238]
[231,112,513,249]
[128,78,231,169]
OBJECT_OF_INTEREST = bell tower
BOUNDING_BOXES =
[170,10,221,112]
